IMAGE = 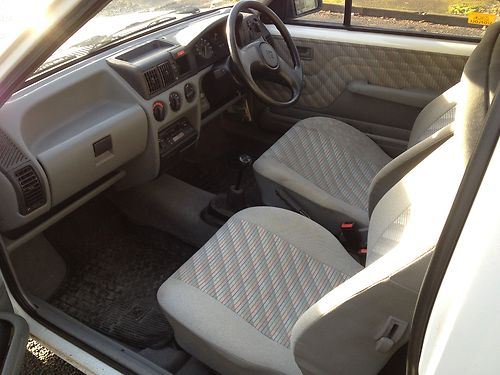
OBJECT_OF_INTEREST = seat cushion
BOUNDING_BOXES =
[158,207,362,375]
[253,117,391,233]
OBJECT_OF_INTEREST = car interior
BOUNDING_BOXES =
[0,0,497,374]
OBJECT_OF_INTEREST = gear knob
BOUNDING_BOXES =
[238,154,253,167]
[235,154,253,190]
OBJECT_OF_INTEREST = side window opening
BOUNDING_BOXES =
[297,0,500,39]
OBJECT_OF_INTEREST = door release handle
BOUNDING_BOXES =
[297,46,314,60]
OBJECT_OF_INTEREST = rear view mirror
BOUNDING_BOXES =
[293,0,322,16]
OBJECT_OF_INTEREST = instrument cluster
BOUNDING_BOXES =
[193,24,228,67]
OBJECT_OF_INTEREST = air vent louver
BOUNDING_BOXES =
[158,62,174,86]
[14,164,46,214]
[0,129,46,215]
[144,67,163,95]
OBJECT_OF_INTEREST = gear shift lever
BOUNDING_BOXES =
[235,154,253,191]
[227,154,253,210]
[202,154,253,227]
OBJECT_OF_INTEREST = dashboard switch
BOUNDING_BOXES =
[169,92,182,111]
[184,83,196,102]
[152,101,166,121]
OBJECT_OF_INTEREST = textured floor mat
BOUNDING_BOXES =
[45,198,195,349]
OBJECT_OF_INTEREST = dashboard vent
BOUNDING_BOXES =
[144,67,163,95]
[14,164,46,214]
[0,129,47,215]
[158,62,174,86]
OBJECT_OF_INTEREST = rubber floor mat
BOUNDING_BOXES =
[45,197,195,349]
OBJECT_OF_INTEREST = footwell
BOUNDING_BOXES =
[45,197,195,349]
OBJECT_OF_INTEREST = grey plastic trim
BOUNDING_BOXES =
[4,171,125,252]
[267,24,476,56]
[0,312,28,375]
[37,104,147,205]
[347,80,437,108]
[201,94,243,125]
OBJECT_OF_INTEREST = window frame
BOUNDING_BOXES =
[282,0,483,43]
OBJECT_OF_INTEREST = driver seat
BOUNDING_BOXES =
[253,83,460,235]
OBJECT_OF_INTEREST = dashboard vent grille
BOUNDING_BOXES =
[158,62,174,86]
[144,67,163,95]
[14,164,46,214]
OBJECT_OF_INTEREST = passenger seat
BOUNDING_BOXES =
[253,81,461,235]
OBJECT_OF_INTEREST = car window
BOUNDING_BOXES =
[0,0,238,78]
[299,0,499,39]
[0,0,53,55]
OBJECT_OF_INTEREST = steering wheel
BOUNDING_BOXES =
[227,0,304,107]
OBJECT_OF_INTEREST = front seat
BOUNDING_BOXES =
[253,78,460,235]
[157,24,499,375]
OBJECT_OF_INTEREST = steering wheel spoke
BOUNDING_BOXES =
[227,0,304,107]
[276,56,302,94]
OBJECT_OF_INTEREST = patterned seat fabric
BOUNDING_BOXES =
[159,207,362,375]
[173,216,350,348]
[261,118,390,213]
[253,101,457,232]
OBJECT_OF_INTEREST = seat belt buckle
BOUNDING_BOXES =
[340,222,354,230]
[339,222,359,246]
[340,222,368,265]
[358,247,368,266]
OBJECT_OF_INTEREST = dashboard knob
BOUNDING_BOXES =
[169,92,182,111]
[152,101,166,121]
[184,83,196,102]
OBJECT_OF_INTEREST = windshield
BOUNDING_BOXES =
[0,0,237,77]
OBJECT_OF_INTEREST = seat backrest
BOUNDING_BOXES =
[366,83,462,217]
[291,23,500,375]
[408,83,461,149]
[366,77,467,217]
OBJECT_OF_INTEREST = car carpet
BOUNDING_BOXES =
[45,197,195,349]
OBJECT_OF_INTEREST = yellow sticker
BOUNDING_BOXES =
[468,12,496,26]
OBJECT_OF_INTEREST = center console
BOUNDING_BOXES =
[158,117,197,168]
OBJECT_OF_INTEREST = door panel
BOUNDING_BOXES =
[260,25,473,156]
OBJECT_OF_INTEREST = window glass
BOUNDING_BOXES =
[301,0,500,38]
[0,0,53,55]
[0,0,238,77]
[301,1,344,24]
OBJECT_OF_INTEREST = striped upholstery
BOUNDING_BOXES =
[408,106,457,148]
[261,118,391,211]
[174,217,350,348]
[367,206,411,265]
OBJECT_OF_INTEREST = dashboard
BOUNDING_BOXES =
[0,9,271,238]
